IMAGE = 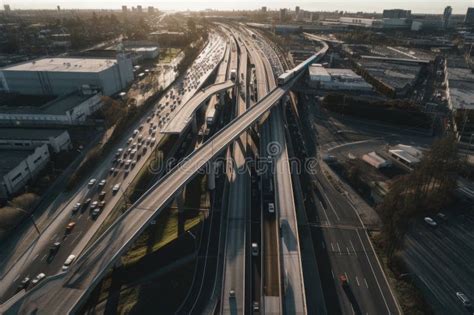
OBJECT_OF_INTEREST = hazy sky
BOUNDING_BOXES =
[1,0,472,14]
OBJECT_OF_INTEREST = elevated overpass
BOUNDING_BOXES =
[0,45,327,315]
[162,79,235,134]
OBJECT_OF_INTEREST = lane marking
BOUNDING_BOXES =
[356,276,360,286]
[325,195,340,221]
[337,242,341,254]
[331,243,335,252]
[13,275,20,282]
[50,233,58,241]
[70,231,83,245]
[319,201,331,225]
[364,278,369,288]
[345,272,349,283]
[321,241,326,249]
[350,240,357,256]
[41,254,48,262]
[346,247,350,255]
[356,229,390,313]
[331,269,335,279]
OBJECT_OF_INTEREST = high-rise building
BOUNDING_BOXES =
[295,6,300,15]
[4,4,11,13]
[466,7,474,25]
[280,8,287,22]
[148,6,154,14]
[57,5,60,11]
[383,9,411,19]
[443,6,452,29]
[137,5,143,13]
[122,5,127,13]
[261,6,267,13]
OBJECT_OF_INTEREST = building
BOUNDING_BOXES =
[0,92,104,125]
[389,144,423,168]
[338,17,382,28]
[465,7,474,25]
[3,5,11,13]
[148,6,154,14]
[122,40,160,60]
[308,64,373,92]
[261,6,267,13]
[383,9,411,19]
[0,128,71,153]
[362,152,391,169]
[137,5,143,13]
[444,63,474,149]
[122,5,127,13]
[411,18,443,31]
[443,6,452,29]
[280,9,287,22]
[0,56,133,96]
[295,6,300,19]
[0,144,50,198]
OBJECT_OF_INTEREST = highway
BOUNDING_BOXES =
[0,33,226,306]
[1,29,328,314]
[162,80,234,134]
[221,32,250,314]
[0,61,309,315]
[296,94,402,314]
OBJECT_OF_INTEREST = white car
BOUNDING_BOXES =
[424,217,437,227]
[88,179,96,187]
[62,255,76,271]
[251,243,259,256]
[112,183,121,194]
[98,179,106,188]
[456,291,472,308]
[31,273,46,285]
[268,202,275,214]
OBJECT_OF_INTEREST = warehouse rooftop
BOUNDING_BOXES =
[1,57,118,73]
[0,128,66,141]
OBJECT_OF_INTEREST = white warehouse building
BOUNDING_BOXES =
[0,55,133,96]
[309,64,373,92]
[0,128,72,153]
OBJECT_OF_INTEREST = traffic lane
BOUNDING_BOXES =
[315,226,397,314]
[403,215,474,314]
[3,38,223,301]
[262,213,279,296]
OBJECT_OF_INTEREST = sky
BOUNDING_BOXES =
[1,0,472,14]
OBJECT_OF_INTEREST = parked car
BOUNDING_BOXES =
[424,217,437,227]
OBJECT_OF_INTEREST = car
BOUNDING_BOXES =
[127,137,133,144]
[268,202,275,214]
[84,198,91,207]
[99,191,106,200]
[99,200,106,209]
[17,277,30,291]
[251,243,259,256]
[88,178,96,187]
[31,273,46,285]
[253,301,260,312]
[229,289,235,298]
[436,212,447,221]
[424,217,437,227]
[456,292,472,308]
[49,241,61,255]
[112,183,121,194]
[339,274,349,286]
[98,179,106,188]
[90,201,98,209]
[65,222,76,233]
[91,208,101,219]
[72,203,81,214]
[109,167,115,174]
[62,255,76,271]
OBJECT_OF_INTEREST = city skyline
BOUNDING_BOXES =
[1,0,473,14]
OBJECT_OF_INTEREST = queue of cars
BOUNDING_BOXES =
[15,34,227,296]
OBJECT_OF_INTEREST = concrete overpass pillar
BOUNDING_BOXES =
[191,114,198,134]
[208,161,216,190]
[176,188,186,236]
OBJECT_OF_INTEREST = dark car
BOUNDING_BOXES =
[16,277,30,292]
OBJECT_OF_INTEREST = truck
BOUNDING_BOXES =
[230,69,237,81]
